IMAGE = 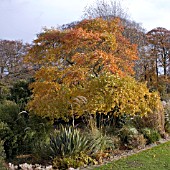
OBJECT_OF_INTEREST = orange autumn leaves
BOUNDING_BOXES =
[25,18,139,119]
[26,18,138,80]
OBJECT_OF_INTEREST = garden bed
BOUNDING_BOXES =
[6,137,170,170]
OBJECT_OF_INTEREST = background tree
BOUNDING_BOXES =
[0,40,31,84]
[146,27,170,94]
[84,0,128,20]
[135,45,155,83]
[146,27,170,77]
[83,0,146,45]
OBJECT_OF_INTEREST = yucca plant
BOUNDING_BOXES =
[49,126,90,158]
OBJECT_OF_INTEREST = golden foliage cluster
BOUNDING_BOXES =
[25,18,162,121]
[27,72,162,121]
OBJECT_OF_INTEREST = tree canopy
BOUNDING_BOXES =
[25,18,162,122]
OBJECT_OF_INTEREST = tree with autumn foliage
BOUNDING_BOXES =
[146,27,170,78]
[144,27,170,95]
[25,18,163,125]
[26,18,137,77]
[83,0,148,81]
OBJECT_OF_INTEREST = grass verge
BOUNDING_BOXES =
[94,141,170,170]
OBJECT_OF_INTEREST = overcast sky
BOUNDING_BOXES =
[0,0,170,43]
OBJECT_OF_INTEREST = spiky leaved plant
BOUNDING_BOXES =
[49,125,90,158]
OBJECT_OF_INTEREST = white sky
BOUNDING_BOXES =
[0,0,170,43]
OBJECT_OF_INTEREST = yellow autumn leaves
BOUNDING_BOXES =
[25,18,162,121]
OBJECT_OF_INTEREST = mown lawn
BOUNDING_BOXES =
[94,141,170,170]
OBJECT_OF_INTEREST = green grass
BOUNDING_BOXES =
[94,141,170,170]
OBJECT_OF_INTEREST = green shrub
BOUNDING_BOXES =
[119,125,138,142]
[125,134,146,149]
[132,107,165,134]
[110,136,121,149]
[0,140,7,170]
[165,126,170,134]
[0,101,20,123]
[0,101,21,158]
[23,114,52,153]
[49,126,90,158]
[0,100,52,159]
[0,140,6,161]
[8,80,32,110]
[32,137,51,161]
[0,122,12,141]
[89,128,114,153]
[141,128,161,144]
[0,161,7,170]
[118,125,146,149]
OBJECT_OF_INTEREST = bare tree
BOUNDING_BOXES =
[146,27,170,78]
[84,0,128,20]
[0,40,31,83]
